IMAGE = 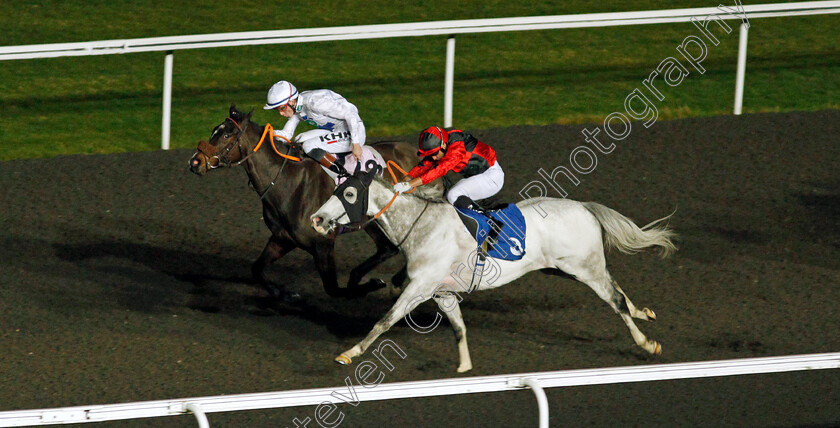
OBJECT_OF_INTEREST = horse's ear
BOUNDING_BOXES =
[365,159,382,175]
[361,162,380,185]
[245,108,254,122]
[229,104,242,121]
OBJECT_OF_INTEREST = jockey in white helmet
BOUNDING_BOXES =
[264,80,382,182]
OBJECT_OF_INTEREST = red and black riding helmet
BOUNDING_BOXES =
[417,126,448,157]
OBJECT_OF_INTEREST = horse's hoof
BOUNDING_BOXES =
[653,341,662,355]
[261,285,281,299]
[283,291,302,304]
[335,354,352,365]
[368,278,387,292]
[456,363,473,373]
[643,307,656,321]
[345,280,386,299]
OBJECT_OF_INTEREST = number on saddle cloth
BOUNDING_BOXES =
[453,204,527,261]
[334,148,385,185]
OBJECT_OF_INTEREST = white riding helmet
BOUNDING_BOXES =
[263,80,299,110]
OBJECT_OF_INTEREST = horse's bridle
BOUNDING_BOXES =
[328,162,430,247]
[331,194,430,248]
[196,117,255,169]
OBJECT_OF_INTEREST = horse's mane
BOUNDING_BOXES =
[372,176,448,204]
[241,119,306,159]
[369,139,406,146]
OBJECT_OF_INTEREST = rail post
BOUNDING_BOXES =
[521,378,549,428]
[186,403,209,428]
[734,21,749,115]
[162,50,174,150]
[444,36,455,128]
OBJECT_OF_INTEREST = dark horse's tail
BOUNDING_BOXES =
[581,202,677,258]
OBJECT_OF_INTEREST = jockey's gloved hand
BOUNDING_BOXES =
[393,182,412,193]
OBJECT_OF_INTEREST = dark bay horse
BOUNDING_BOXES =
[189,105,427,300]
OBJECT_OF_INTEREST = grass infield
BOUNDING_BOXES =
[1,1,838,160]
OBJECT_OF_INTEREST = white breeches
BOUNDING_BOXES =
[446,162,504,204]
[294,128,383,185]
[296,127,354,154]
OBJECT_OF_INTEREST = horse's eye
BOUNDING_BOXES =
[343,188,357,204]
[224,134,230,139]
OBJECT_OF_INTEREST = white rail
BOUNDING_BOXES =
[3,2,840,60]
[1,2,839,147]
[0,352,837,427]
[0,1,840,150]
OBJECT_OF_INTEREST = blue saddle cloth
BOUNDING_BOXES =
[454,204,527,261]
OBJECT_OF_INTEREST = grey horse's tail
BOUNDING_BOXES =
[581,202,677,258]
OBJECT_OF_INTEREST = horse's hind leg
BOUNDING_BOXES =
[433,292,473,373]
[252,235,297,301]
[561,259,661,355]
[592,274,661,354]
[612,279,657,322]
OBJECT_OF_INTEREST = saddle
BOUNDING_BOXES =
[333,147,386,185]
[454,203,527,261]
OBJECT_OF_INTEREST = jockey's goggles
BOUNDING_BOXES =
[417,146,442,157]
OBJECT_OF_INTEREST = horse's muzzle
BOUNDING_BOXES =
[311,216,326,234]
[189,153,207,175]
[311,215,332,236]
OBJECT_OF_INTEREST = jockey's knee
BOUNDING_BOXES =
[306,147,328,161]
[307,148,347,176]
[446,190,462,205]
[452,195,476,210]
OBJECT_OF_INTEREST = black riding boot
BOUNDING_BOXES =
[307,148,349,177]
[318,153,348,176]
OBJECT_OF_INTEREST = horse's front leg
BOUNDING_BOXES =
[344,225,399,297]
[335,280,433,365]
[252,235,298,301]
[433,291,472,373]
[312,240,345,298]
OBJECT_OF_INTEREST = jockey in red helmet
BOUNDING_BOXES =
[395,126,505,214]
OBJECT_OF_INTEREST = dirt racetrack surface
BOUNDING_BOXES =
[1,111,839,427]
